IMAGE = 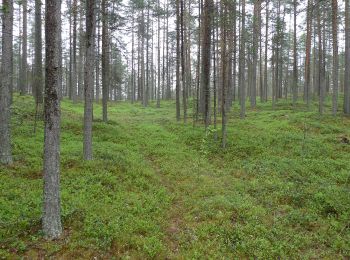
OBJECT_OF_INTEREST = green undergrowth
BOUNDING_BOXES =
[0,94,349,258]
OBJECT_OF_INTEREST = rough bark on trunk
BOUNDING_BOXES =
[292,0,298,107]
[83,0,96,160]
[176,0,181,121]
[43,0,62,239]
[102,0,109,122]
[201,0,213,129]
[20,0,27,95]
[34,0,43,104]
[332,0,338,116]
[344,0,350,115]
[0,0,13,165]
[239,0,246,119]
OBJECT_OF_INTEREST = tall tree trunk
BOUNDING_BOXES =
[157,0,161,108]
[68,0,73,100]
[181,0,187,122]
[131,9,135,103]
[221,2,227,147]
[344,0,350,115]
[239,0,246,119]
[212,7,217,141]
[34,0,43,104]
[20,0,27,95]
[195,0,201,122]
[201,0,213,128]
[43,0,62,239]
[317,1,324,115]
[96,6,101,103]
[332,0,338,116]
[102,0,109,122]
[72,0,78,102]
[304,0,312,109]
[144,3,150,107]
[251,0,260,108]
[78,12,84,100]
[83,0,96,160]
[176,0,181,121]
[0,0,13,165]
[264,1,269,103]
[292,0,298,107]
[166,0,171,100]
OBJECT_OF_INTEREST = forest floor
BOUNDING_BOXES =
[1,94,350,259]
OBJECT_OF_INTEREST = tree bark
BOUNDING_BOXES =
[251,0,260,108]
[43,0,62,239]
[344,0,350,115]
[34,0,43,104]
[20,0,27,95]
[72,0,78,102]
[84,0,96,160]
[176,0,181,121]
[239,0,246,119]
[102,0,109,122]
[332,0,338,116]
[304,0,312,109]
[0,0,13,165]
[292,0,298,107]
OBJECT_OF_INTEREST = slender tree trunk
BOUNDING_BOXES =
[251,0,260,108]
[264,1,269,102]
[20,0,27,95]
[212,9,217,141]
[344,0,350,115]
[68,0,73,100]
[317,1,324,115]
[201,0,213,128]
[102,0,109,122]
[181,0,187,122]
[239,0,246,119]
[43,0,62,239]
[78,12,84,100]
[176,0,181,121]
[131,9,135,103]
[293,0,298,107]
[95,1,101,103]
[34,0,43,105]
[157,0,161,108]
[83,0,96,160]
[0,0,13,165]
[72,0,78,102]
[305,0,312,109]
[195,0,201,122]
[221,2,227,147]
[332,0,338,116]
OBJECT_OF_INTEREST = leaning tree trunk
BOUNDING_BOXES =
[0,0,13,165]
[83,0,96,160]
[43,0,62,239]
